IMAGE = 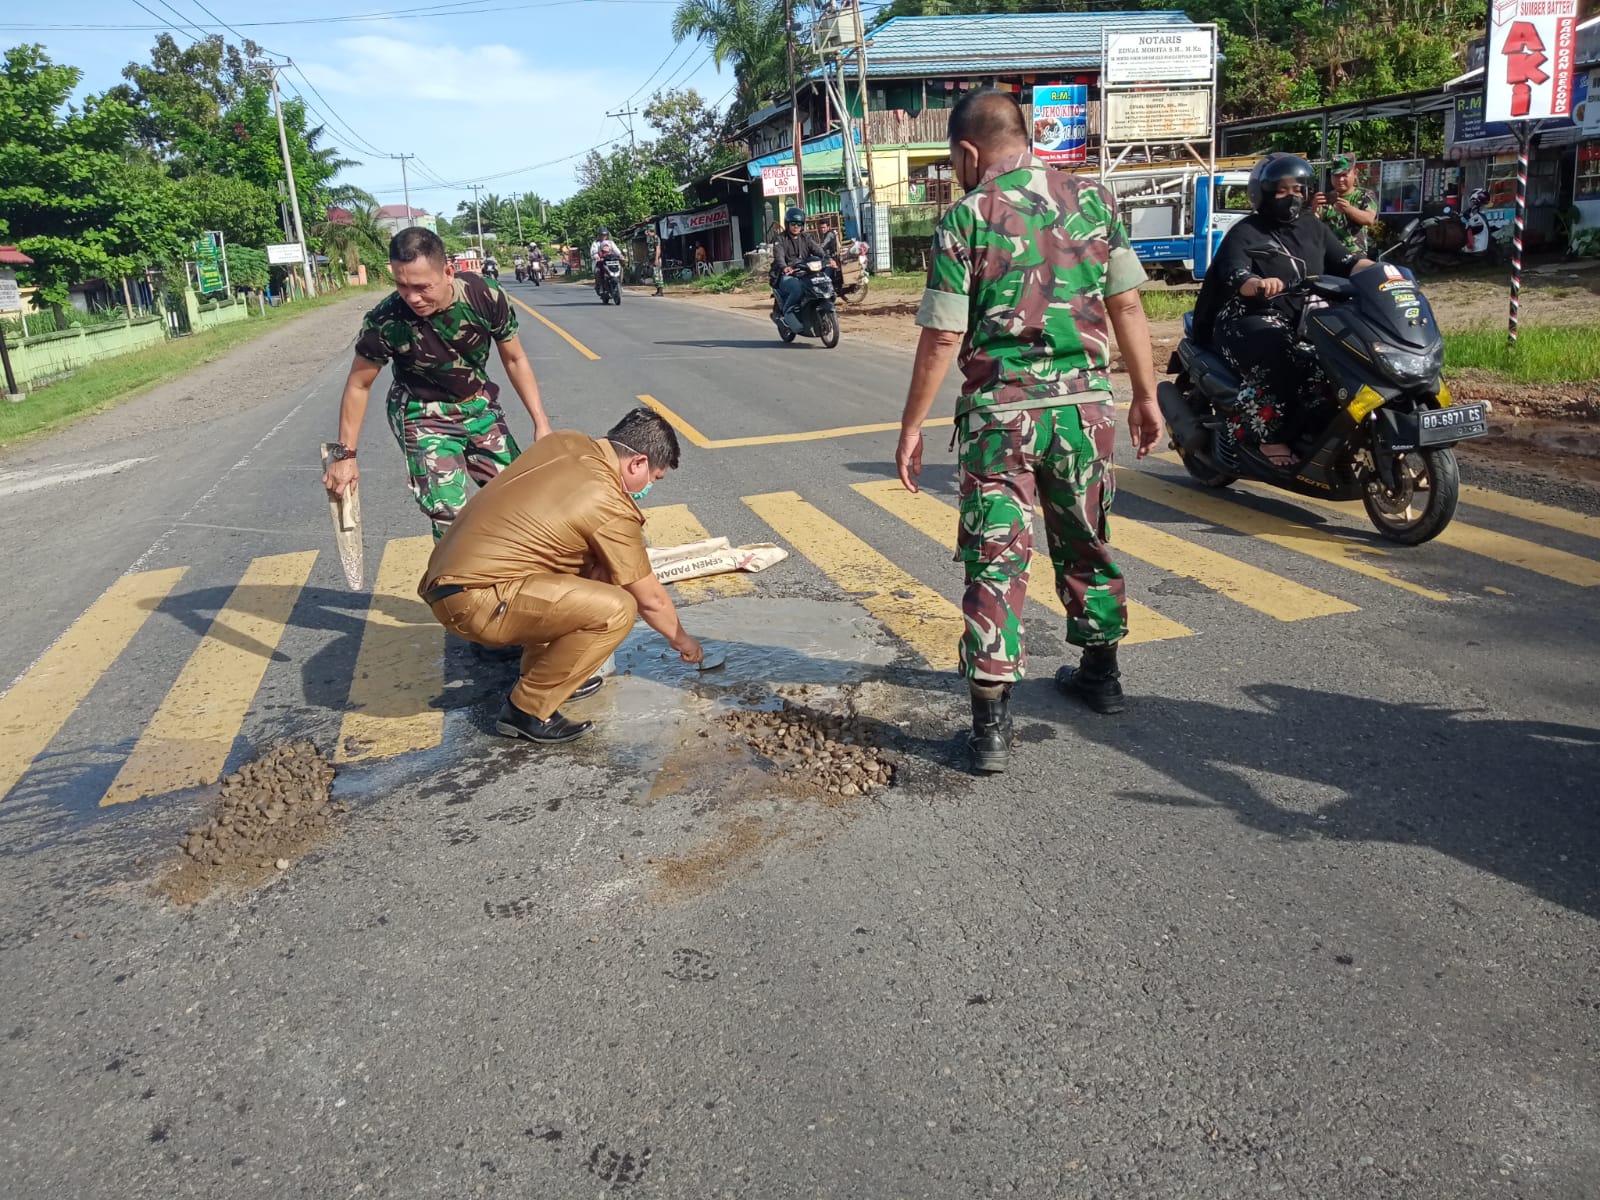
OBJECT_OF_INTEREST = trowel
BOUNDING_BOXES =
[663,643,726,671]
[319,443,364,590]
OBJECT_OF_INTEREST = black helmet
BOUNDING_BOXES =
[598,227,610,237]
[784,206,805,226]
[1247,153,1315,213]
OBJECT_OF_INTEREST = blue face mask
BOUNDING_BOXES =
[629,482,653,502]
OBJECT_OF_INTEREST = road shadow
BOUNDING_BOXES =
[652,338,802,351]
[1041,679,1600,920]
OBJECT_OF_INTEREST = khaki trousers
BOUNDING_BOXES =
[431,576,637,720]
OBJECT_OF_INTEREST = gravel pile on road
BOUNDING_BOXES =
[719,703,895,798]
[158,740,345,905]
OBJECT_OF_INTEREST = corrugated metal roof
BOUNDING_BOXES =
[828,11,1203,78]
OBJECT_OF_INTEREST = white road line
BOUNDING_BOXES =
[0,457,154,498]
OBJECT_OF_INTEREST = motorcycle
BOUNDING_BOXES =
[514,260,526,283]
[1387,188,1502,270]
[1158,264,1487,545]
[529,259,543,287]
[596,257,622,305]
[482,260,499,281]
[770,258,840,348]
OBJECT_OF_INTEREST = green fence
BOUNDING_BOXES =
[7,317,167,388]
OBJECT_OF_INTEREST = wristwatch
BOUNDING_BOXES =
[329,443,357,461]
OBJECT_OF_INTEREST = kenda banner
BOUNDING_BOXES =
[660,206,730,239]
[1030,85,1089,165]
[1103,28,1215,85]
[1483,0,1580,123]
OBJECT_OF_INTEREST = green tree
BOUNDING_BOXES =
[309,204,389,274]
[224,243,270,290]
[109,33,263,174]
[0,45,176,321]
[670,0,793,124]
[642,87,742,184]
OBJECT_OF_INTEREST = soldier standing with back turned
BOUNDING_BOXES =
[894,89,1162,774]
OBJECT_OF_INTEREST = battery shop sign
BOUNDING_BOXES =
[1103,29,1214,85]
[1484,0,1579,123]
[660,206,730,239]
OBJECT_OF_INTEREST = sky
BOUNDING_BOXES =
[7,0,740,220]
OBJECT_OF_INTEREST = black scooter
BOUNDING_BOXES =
[1159,265,1487,545]
[770,258,839,348]
[596,258,622,305]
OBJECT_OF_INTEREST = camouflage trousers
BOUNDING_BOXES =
[957,402,1127,684]
[386,381,521,540]
[651,264,663,288]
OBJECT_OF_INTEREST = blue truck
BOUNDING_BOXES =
[1096,166,1254,284]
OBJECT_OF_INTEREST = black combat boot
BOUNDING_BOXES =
[968,684,1014,774]
[1054,644,1125,715]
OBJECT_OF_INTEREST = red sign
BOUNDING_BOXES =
[1485,0,1579,123]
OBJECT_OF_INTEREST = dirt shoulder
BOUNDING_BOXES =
[0,290,374,466]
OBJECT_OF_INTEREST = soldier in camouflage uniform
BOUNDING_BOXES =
[645,225,664,296]
[324,227,554,540]
[894,89,1163,774]
[1314,155,1378,256]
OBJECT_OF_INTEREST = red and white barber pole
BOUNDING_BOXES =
[1485,0,1579,346]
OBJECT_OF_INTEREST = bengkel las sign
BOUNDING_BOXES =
[1484,0,1580,123]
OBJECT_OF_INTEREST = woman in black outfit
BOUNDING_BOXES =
[1192,154,1373,468]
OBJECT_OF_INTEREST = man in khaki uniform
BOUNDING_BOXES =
[419,407,704,744]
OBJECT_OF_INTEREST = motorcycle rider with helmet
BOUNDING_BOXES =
[1191,153,1374,469]
[589,228,623,297]
[771,206,834,334]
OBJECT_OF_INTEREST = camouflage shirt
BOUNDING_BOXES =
[645,227,661,262]
[354,272,518,405]
[917,153,1145,416]
[1318,187,1377,256]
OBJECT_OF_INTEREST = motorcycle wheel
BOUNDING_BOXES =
[1362,447,1460,545]
[817,310,840,349]
[778,324,797,343]
[1177,444,1236,489]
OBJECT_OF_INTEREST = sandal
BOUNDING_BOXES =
[1259,443,1296,469]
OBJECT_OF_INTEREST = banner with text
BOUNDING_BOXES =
[660,206,730,240]
[1484,0,1579,123]
[1030,85,1089,164]
[1103,28,1215,85]
[266,243,304,265]
[760,165,799,196]
[1104,90,1213,143]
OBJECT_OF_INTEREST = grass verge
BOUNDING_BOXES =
[0,287,377,446]
[1443,323,1600,385]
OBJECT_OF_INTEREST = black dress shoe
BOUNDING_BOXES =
[493,702,593,744]
[1055,645,1126,715]
[569,675,604,701]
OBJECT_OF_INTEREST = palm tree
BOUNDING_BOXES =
[671,0,792,124]
[310,204,389,274]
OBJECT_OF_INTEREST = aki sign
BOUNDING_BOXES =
[1485,0,1579,123]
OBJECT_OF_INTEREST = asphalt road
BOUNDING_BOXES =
[1,277,1597,1199]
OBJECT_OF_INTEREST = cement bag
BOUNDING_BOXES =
[650,540,789,584]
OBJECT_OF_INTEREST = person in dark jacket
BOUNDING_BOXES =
[771,206,833,333]
[1192,153,1373,468]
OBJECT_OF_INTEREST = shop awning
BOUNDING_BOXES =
[747,128,863,177]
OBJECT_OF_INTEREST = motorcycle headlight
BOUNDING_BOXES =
[1372,340,1443,384]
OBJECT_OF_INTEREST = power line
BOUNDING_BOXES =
[126,0,199,42]
[6,0,682,31]
[286,61,392,158]
[626,37,694,104]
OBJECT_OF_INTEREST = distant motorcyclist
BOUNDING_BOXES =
[771,207,833,334]
[590,228,622,295]
[482,254,499,280]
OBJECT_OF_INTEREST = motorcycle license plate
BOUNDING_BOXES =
[1419,403,1488,444]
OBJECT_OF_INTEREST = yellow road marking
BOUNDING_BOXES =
[101,552,317,807]
[744,490,964,668]
[0,567,186,803]
[337,537,443,763]
[642,504,755,600]
[1459,485,1600,542]
[509,295,600,360]
[851,480,1193,646]
[637,393,949,451]
[1118,470,1450,602]
[1153,451,1600,588]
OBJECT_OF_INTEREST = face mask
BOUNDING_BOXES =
[629,482,653,502]
[1267,194,1303,224]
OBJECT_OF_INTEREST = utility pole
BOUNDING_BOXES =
[513,192,524,243]
[470,183,484,256]
[266,63,316,297]
[389,154,416,227]
[785,0,806,213]
[607,105,640,154]
[851,2,876,219]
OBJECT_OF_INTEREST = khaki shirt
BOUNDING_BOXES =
[421,430,652,591]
